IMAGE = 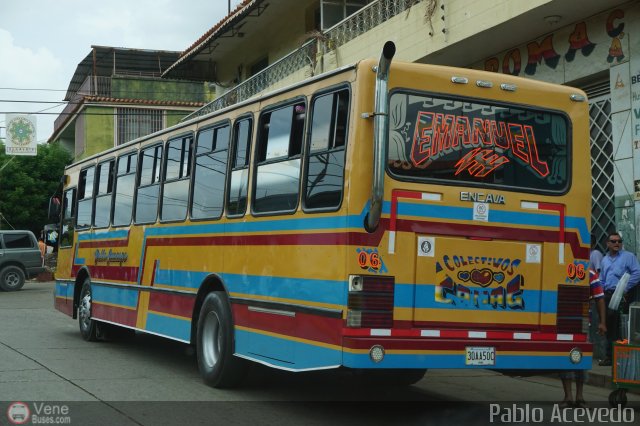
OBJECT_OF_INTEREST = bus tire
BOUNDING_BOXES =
[196,291,247,388]
[0,265,26,291]
[78,279,98,341]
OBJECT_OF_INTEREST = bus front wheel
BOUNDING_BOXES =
[78,279,98,341]
[196,291,247,388]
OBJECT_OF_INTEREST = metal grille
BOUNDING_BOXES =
[587,90,614,249]
[188,41,318,120]
[117,108,163,146]
[325,0,417,50]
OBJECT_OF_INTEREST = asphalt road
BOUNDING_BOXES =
[0,281,637,425]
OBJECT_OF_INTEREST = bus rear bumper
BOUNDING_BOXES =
[341,336,592,370]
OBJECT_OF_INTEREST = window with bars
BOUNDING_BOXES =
[320,0,371,29]
[117,108,163,145]
[582,80,615,251]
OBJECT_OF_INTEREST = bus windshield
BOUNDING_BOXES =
[387,92,570,193]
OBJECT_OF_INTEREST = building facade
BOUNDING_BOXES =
[49,46,213,161]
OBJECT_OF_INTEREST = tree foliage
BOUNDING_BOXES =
[0,142,72,235]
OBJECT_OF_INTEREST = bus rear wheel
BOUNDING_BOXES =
[78,279,98,341]
[196,291,247,388]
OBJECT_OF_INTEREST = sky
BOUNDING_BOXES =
[0,0,244,143]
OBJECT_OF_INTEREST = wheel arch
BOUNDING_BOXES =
[72,267,91,319]
[190,273,230,345]
[0,261,27,276]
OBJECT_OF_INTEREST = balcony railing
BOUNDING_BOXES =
[183,0,418,121]
[53,76,112,134]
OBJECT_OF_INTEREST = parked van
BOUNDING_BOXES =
[0,230,45,291]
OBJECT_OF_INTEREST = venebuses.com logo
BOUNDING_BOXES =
[7,402,30,425]
[6,401,72,425]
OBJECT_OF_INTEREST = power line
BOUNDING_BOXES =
[0,100,68,104]
[0,87,67,92]
[0,111,200,116]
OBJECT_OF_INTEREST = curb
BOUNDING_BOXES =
[587,370,639,395]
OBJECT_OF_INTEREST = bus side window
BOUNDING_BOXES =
[135,144,163,224]
[113,152,137,227]
[192,124,229,220]
[227,118,252,217]
[76,166,95,228]
[93,159,115,228]
[304,88,349,211]
[253,101,305,214]
[161,135,193,222]
[60,188,76,248]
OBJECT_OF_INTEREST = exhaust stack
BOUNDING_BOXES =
[366,41,396,232]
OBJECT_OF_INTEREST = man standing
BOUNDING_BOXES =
[598,231,640,366]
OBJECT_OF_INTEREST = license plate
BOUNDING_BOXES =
[465,346,495,366]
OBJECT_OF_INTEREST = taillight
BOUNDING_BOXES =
[346,275,394,328]
[556,284,590,333]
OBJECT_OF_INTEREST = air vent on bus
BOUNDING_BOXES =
[556,285,590,334]
[346,275,394,328]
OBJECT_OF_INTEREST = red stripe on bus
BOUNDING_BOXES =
[390,189,423,232]
[233,304,296,336]
[78,230,131,248]
[135,220,585,258]
[92,303,137,327]
[79,239,130,248]
[145,232,373,247]
[342,337,590,352]
[393,218,589,259]
[410,321,560,334]
[148,292,196,318]
[54,297,74,316]
[82,265,139,282]
[233,304,343,346]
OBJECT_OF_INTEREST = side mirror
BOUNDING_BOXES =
[48,196,61,220]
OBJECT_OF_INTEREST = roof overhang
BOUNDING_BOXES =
[65,46,182,101]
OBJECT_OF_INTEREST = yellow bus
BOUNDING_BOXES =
[53,42,592,387]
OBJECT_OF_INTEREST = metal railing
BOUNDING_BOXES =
[183,0,421,121]
[53,76,113,133]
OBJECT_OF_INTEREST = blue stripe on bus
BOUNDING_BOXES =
[342,352,592,370]
[55,281,75,298]
[92,284,138,308]
[235,328,341,370]
[153,264,348,306]
[154,264,208,290]
[391,201,589,243]
[77,229,130,241]
[222,273,348,306]
[146,312,191,342]
[395,283,558,313]
[74,244,85,265]
[71,202,588,245]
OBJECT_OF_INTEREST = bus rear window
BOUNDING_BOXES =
[387,92,569,192]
